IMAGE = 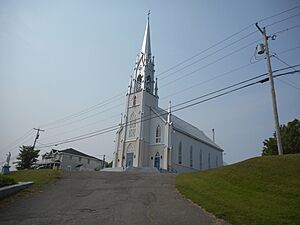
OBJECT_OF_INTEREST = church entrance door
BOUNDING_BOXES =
[154,152,160,169]
[126,153,134,167]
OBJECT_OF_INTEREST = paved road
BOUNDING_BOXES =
[0,171,228,225]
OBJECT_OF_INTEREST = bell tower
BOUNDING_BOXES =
[114,12,159,168]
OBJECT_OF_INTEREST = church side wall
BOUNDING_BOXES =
[171,129,223,173]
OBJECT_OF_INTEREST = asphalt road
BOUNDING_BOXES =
[0,171,229,225]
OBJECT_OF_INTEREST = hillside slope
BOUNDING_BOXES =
[176,154,300,225]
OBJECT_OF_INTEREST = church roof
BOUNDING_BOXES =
[154,107,222,151]
[59,148,103,161]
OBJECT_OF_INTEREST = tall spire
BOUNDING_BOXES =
[131,11,155,95]
[141,10,151,60]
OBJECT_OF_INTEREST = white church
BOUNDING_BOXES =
[112,16,223,173]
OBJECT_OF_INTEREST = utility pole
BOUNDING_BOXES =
[103,155,106,169]
[255,23,283,155]
[33,128,45,149]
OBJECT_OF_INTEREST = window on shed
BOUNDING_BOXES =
[208,153,211,169]
[88,159,90,164]
[79,157,82,162]
[178,142,182,164]
[69,155,72,160]
[216,156,218,167]
[155,125,161,143]
[190,146,193,167]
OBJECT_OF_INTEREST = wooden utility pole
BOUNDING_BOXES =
[255,23,283,155]
[103,155,106,169]
[33,128,45,149]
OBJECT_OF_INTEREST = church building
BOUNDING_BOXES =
[112,16,223,173]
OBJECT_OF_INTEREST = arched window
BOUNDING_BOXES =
[199,149,202,170]
[137,75,142,83]
[133,96,136,106]
[146,75,151,83]
[178,142,182,164]
[127,144,134,153]
[128,112,136,137]
[190,146,193,167]
[136,75,142,91]
[155,125,161,143]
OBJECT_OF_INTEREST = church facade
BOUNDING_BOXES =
[112,17,223,173]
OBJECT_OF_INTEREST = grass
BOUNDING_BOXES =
[176,154,300,225]
[0,169,61,204]
[0,175,16,188]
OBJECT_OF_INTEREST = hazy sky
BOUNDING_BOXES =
[1,0,299,167]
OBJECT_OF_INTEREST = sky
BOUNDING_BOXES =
[1,0,300,168]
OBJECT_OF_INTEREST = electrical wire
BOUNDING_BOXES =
[39,91,125,128]
[160,39,261,88]
[156,4,300,78]
[34,7,300,132]
[158,31,258,81]
[1,130,34,153]
[277,78,300,92]
[265,11,300,28]
[36,67,299,149]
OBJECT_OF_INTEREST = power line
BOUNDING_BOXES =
[156,25,254,77]
[266,11,300,28]
[39,91,125,128]
[31,7,300,141]
[156,4,300,77]
[38,43,300,141]
[42,113,121,141]
[34,7,300,132]
[158,31,257,81]
[273,23,300,35]
[1,130,34,153]
[37,67,299,149]
[160,62,256,101]
[45,102,124,130]
[257,4,300,23]
[277,78,300,92]
[160,39,261,88]
[273,55,300,75]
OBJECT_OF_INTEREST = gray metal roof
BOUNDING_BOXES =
[154,107,222,150]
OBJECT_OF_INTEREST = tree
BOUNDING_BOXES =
[262,119,300,155]
[16,145,40,170]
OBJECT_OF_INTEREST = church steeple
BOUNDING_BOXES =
[141,12,151,62]
[131,12,156,95]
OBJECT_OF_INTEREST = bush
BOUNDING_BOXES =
[0,175,17,188]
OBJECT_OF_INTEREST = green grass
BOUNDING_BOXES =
[0,169,61,204]
[0,175,16,188]
[176,154,300,225]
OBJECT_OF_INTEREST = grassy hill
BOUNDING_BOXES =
[176,154,300,225]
